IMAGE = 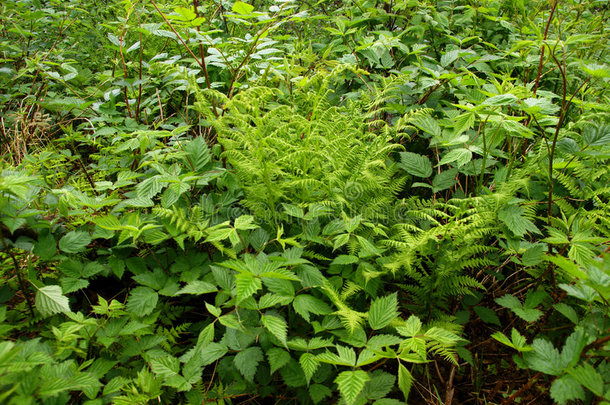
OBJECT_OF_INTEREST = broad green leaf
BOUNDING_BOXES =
[175,281,217,295]
[432,168,457,192]
[550,374,585,405]
[235,273,261,303]
[261,313,288,346]
[453,112,475,136]
[59,231,91,253]
[398,152,432,178]
[136,176,162,199]
[481,94,518,107]
[205,302,221,317]
[356,235,382,257]
[150,356,180,379]
[282,203,305,219]
[309,383,332,404]
[583,123,610,146]
[498,204,539,237]
[234,215,258,230]
[441,49,459,67]
[200,342,228,366]
[280,359,308,387]
[410,114,441,137]
[267,348,290,374]
[234,346,263,382]
[397,364,413,402]
[523,338,564,375]
[299,353,319,384]
[362,370,396,400]
[35,285,71,317]
[335,370,370,405]
[333,233,350,250]
[330,255,359,265]
[126,286,158,316]
[439,148,472,168]
[182,137,210,171]
[61,277,89,294]
[205,227,233,242]
[473,306,500,326]
[94,215,122,231]
[568,363,604,396]
[293,294,332,322]
[368,293,399,330]
[34,233,57,261]
[232,1,254,14]
[396,315,422,337]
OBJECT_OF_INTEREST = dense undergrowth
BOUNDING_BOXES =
[0,0,609,404]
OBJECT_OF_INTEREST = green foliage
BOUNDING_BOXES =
[0,0,608,404]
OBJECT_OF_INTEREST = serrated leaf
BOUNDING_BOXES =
[235,273,261,303]
[293,294,332,322]
[441,49,459,67]
[498,204,539,237]
[34,233,57,261]
[439,148,472,168]
[262,313,288,346]
[398,152,432,178]
[150,355,180,378]
[363,370,396,400]
[182,137,210,171]
[410,114,441,137]
[94,215,122,231]
[368,293,399,330]
[267,348,290,374]
[175,280,217,295]
[234,346,263,382]
[299,353,319,384]
[330,255,359,265]
[568,363,603,396]
[126,286,158,316]
[280,359,307,387]
[234,215,258,230]
[397,364,413,402]
[333,233,350,250]
[59,231,91,253]
[473,306,500,326]
[453,112,475,135]
[432,168,458,192]
[61,277,89,294]
[136,176,162,199]
[335,370,370,405]
[524,338,564,375]
[35,285,71,317]
[481,94,518,107]
[200,342,228,366]
[309,383,332,404]
[397,315,422,337]
[550,374,585,405]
